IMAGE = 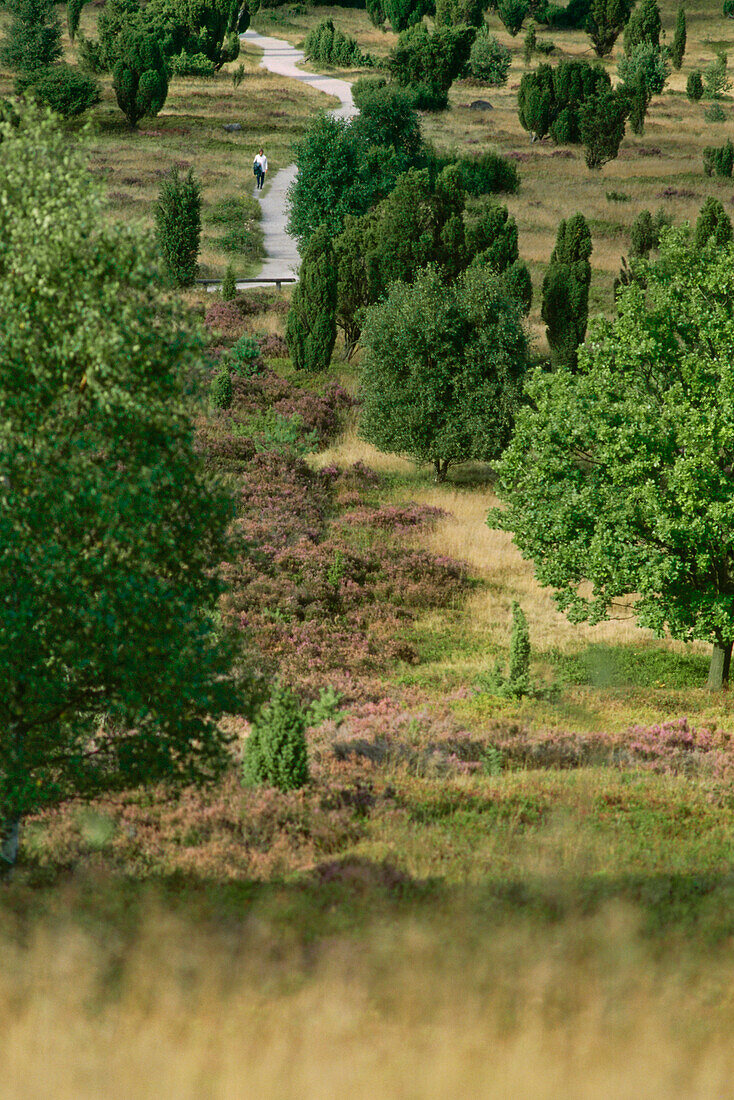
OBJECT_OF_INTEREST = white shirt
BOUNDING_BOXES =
[254,154,268,173]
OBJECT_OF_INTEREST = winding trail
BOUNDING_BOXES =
[241,29,357,283]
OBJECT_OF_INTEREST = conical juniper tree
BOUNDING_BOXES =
[491,228,734,691]
[0,108,240,874]
[541,213,592,368]
[0,0,61,82]
[286,227,338,371]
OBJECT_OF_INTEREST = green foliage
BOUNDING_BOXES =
[1,0,62,78]
[579,90,627,169]
[112,32,168,126]
[221,263,236,301]
[618,42,669,134]
[491,229,734,685]
[306,686,346,726]
[523,22,537,65]
[286,227,338,372]
[383,0,434,32]
[517,59,611,143]
[366,0,386,24]
[168,49,216,76]
[703,52,731,98]
[25,65,101,117]
[304,18,367,67]
[0,108,238,833]
[623,0,660,53]
[234,410,319,456]
[704,101,726,121]
[671,5,686,70]
[242,683,309,792]
[455,151,519,196]
[359,264,528,480]
[474,604,555,699]
[287,113,413,247]
[725,0,734,16]
[227,332,263,376]
[542,213,592,368]
[435,0,484,26]
[508,602,531,693]
[352,79,423,160]
[481,743,505,776]
[498,0,529,35]
[468,26,511,85]
[703,138,734,177]
[67,0,85,43]
[231,61,245,88]
[694,197,733,250]
[585,0,631,58]
[389,22,476,110]
[630,209,653,257]
[686,69,703,101]
[155,166,201,287]
[210,366,233,409]
[92,0,143,71]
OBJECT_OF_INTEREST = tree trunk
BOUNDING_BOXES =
[434,459,449,483]
[707,641,732,691]
[0,817,19,882]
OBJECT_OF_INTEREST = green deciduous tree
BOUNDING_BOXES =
[671,5,686,70]
[0,109,239,871]
[286,227,338,371]
[359,264,528,481]
[112,31,168,126]
[155,166,202,287]
[1,0,61,80]
[585,0,631,58]
[542,213,592,367]
[491,229,734,690]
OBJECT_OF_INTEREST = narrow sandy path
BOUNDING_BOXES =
[241,29,357,282]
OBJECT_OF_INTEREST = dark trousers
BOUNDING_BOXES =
[255,169,264,190]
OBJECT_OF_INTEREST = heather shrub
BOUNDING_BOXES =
[234,410,319,457]
[155,166,201,287]
[257,333,289,359]
[204,301,244,343]
[242,683,310,792]
[230,370,354,444]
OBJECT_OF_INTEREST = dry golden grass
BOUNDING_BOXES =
[2,902,733,1099]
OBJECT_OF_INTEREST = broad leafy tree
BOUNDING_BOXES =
[359,265,528,481]
[491,229,734,690]
[0,110,239,871]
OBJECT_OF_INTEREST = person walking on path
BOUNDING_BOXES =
[253,148,268,191]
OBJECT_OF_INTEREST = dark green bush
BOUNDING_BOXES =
[67,0,84,43]
[155,166,201,287]
[286,227,338,372]
[725,0,734,16]
[26,65,101,117]
[578,90,627,169]
[468,26,511,85]
[228,332,263,376]
[456,151,519,195]
[304,18,367,67]
[623,0,660,53]
[585,0,632,58]
[703,138,734,177]
[112,32,168,126]
[542,212,592,367]
[1,0,62,79]
[497,0,529,35]
[435,0,484,26]
[694,197,733,249]
[210,366,233,410]
[242,683,309,792]
[168,50,216,76]
[704,102,726,122]
[389,22,476,111]
[221,264,236,301]
[383,0,434,32]
[671,5,686,69]
[518,59,611,143]
[352,79,423,159]
[687,69,703,100]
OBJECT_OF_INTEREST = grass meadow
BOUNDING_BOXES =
[3,2,734,1094]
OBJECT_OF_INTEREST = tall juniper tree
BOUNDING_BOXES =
[1,0,62,83]
[542,213,592,368]
[286,227,338,372]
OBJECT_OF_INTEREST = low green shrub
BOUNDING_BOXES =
[304,18,368,67]
[703,137,734,177]
[168,50,215,77]
[210,367,233,410]
[468,26,510,85]
[686,69,703,100]
[456,151,519,196]
[704,102,726,122]
[227,332,263,376]
[221,264,236,301]
[242,683,310,792]
[26,65,100,117]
